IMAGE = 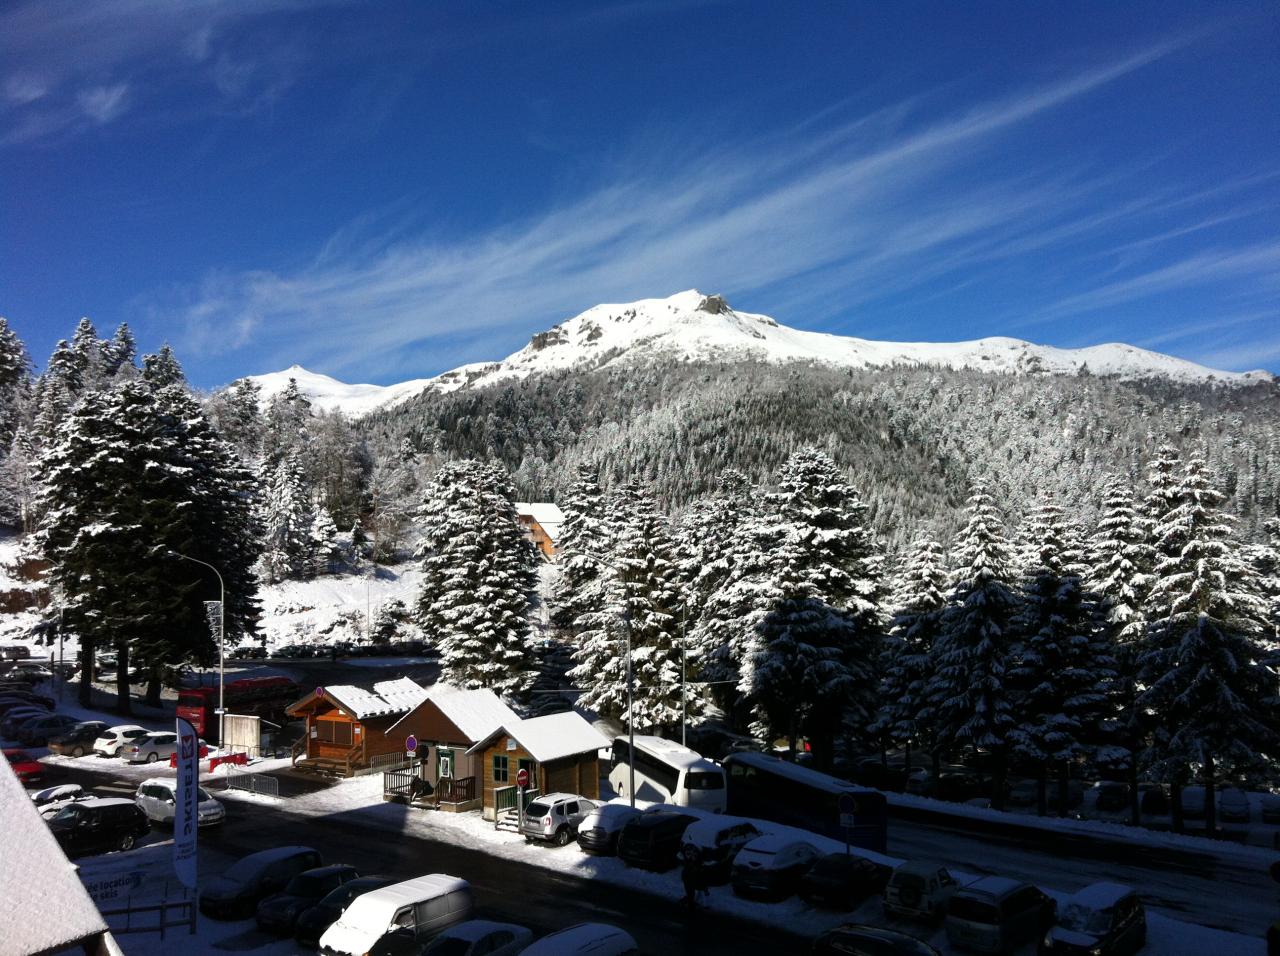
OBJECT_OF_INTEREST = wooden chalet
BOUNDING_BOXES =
[286,677,428,777]
[382,684,519,812]
[515,503,565,560]
[467,711,609,822]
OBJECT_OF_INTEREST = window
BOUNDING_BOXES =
[416,895,450,924]
[316,720,353,746]
[493,755,509,783]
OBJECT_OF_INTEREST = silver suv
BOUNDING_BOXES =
[883,861,959,921]
[521,793,600,846]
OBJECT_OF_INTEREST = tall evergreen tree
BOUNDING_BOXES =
[101,323,137,378]
[141,344,186,389]
[1138,459,1279,837]
[551,465,610,633]
[258,455,315,584]
[928,487,1021,809]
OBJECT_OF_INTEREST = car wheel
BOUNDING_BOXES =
[146,752,158,763]
[119,834,135,851]
[555,827,572,847]
[71,745,85,757]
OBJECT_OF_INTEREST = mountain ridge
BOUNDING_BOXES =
[244,290,1273,414]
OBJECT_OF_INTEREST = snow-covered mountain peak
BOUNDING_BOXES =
[243,290,1272,415]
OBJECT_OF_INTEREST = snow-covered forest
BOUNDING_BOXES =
[2,316,1279,838]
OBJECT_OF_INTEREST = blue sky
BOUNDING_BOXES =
[2,1,1277,389]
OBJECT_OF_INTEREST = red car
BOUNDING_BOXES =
[4,748,46,786]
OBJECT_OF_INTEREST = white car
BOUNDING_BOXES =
[93,724,149,757]
[419,920,532,956]
[135,778,225,827]
[123,731,197,764]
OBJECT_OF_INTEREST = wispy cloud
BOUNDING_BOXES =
[76,83,130,124]
[143,34,1278,380]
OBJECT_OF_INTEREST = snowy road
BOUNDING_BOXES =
[888,814,1272,937]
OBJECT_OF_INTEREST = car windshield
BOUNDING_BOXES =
[526,801,551,817]
[949,897,1001,924]
[684,772,724,790]
[284,873,331,897]
[197,788,214,802]
[893,872,926,892]
[50,804,80,824]
[5,751,31,763]
[1060,903,1112,935]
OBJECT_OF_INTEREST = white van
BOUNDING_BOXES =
[519,922,638,955]
[608,736,726,812]
[319,874,473,956]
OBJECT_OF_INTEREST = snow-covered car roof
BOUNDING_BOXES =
[681,816,760,847]
[466,711,609,763]
[957,876,1029,899]
[739,833,812,854]
[519,922,636,955]
[31,783,83,804]
[434,919,528,943]
[98,723,146,734]
[1068,882,1135,910]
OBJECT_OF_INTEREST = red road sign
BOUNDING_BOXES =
[516,768,530,788]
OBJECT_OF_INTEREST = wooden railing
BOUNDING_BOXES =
[290,736,306,767]
[494,784,540,815]
[341,741,363,776]
[435,776,476,805]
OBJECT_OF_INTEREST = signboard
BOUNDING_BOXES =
[203,600,222,640]
[839,812,856,828]
[516,767,530,789]
[173,717,200,890]
[78,845,172,906]
[405,735,418,754]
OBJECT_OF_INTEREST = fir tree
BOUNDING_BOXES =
[308,508,341,577]
[259,455,315,584]
[141,344,186,388]
[1138,459,1279,837]
[68,317,101,388]
[101,323,137,378]
[928,487,1021,809]
[0,317,31,393]
[551,465,610,633]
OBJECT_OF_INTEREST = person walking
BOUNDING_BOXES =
[681,847,701,910]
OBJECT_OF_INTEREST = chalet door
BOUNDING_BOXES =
[438,748,454,779]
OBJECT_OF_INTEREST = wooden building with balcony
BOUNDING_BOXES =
[468,710,609,822]
[515,503,565,560]
[286,677,428,777]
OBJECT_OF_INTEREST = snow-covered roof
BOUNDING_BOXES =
[1069,882,1135,909]
[372,677,430,714]
[303,679,428,720]
[385,683,519,741]
[467,710,610,763]
[0,758,113,954]
[520,923,636,955]
[515,502,565,538]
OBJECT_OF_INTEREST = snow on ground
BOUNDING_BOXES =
[256,563,424,649]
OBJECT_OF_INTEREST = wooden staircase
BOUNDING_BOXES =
[495,808,522,833]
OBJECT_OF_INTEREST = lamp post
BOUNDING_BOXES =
[577,551,636,808]
[172,551,226,747]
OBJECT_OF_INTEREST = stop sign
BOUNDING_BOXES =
[516,768,530,788]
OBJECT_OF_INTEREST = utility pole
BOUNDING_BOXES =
[172,552,226,746]
[680,603,687,748]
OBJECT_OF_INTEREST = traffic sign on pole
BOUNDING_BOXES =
[516,768,530,789]
[405,735,417,754]
[838,793,857,854]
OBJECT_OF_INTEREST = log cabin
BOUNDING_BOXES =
[468,711,610,822]
[286,677,428,777]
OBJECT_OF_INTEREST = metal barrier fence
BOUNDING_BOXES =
[360,751,413,776]
[222,765,281,798]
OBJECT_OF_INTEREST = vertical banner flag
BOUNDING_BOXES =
[174,716,199,890]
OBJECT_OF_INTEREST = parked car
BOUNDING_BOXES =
[318,873,473,956]
[680,817,761,885]
[257,864,361,934]
[47,721,110,757]
[730,835,819,901]
[1219,788,1251,824]
[123,731,183,764]
[46,797,150,857]
[577,803,642,855]
[419,920,533,956]
[813,924,942,956]
[1,706,49,738]
[520,792,600,846]
[1040,882,1146,955]
[295,876,396,949]
[883,862,960,921]
[93,724,149,757]
[945,876,1055,954]
[0,689,55,710]
[617,810,698,872]
[1181,786,1207,819]
[31,783,90,818]
[1138,783,1169,816]
[12,662,53,682]
[1092,782,1129,814]
[134,777,226,827]
[1261,792,1280,824]
[4,747,46,786]
[201,846,325,919]
[800,852,891,910]
[517,923,639,956]
[17,713,81,746]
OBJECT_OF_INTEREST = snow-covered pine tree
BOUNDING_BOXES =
[258,454,316,584]
[68,318,101,390]
[43,339,82,396]
[1009,498,1114,816]
[1087,474,1154,824]
[262,378,313,467]
[551,465,610,634]
[0,317,31,394]
[141,344,186,389]
[308,508,341,577]
[206,378,264,464]
[1138,458,1279,836]
[928,487,1021,809]
[100,323,137,379]
[871,536,947,775]
[415,459,537,697]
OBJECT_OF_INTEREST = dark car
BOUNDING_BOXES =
[200,846,325,919]
[1,706,50,737]
[0,689,55,710]
[617,811,698,872]
[256,863,361,934]
[1040,882,1146,955]
[800,853,892,910]
[577,804,642,855]
[813,924,941,956]
[731,836,820,901]
[48,721,111,757]
[680,818,761,885]
[295,875,395,949]
[47,797,150,857]
[17,713,81,746]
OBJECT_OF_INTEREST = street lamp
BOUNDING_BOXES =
[171,551,226,747]
[576,551,636,809]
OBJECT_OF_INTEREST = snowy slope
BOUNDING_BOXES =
[247,290,1272,414]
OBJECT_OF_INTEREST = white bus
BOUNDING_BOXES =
[608,735,726,812]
